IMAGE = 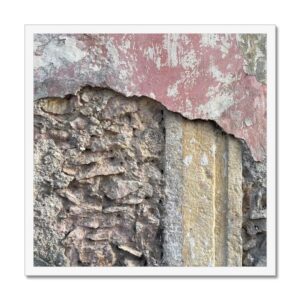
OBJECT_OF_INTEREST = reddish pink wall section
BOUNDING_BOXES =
[34,34,266,161]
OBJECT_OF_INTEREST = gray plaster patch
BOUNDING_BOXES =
[237,34,267,84]
[162,111,184,266]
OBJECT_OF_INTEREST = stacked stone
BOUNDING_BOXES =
[34,86,266,267]
[242,143,267,266]
[34,87,165,266]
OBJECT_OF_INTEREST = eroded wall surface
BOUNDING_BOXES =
[242,143,267,266]
[34,88,266,267]
[33,33,267,267]
[34,88,166,266]
[34,34,266,161]
[163,112,243,266]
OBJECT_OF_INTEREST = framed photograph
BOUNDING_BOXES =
[25,25,276,276]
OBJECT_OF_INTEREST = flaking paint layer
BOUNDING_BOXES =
[34,33,267,161]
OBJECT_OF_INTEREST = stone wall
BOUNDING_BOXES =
[34,87,165,266]
[34,87,266,267]
[242,143,267,266]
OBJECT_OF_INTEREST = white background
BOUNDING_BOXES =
[0,0,297,299]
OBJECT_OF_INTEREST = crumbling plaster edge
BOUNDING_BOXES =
[34,84,263,162]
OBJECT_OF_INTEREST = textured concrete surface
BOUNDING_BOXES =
[34,33,266,161]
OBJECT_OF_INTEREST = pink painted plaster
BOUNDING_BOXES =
[34,34,266,161]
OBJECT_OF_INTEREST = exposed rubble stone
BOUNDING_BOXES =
[241,142,267,266]
[34,86,267,267]
[34,87,165,266]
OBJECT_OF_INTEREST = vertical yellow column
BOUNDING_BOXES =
[180,120,243,266]
[182,121,216,266]
[163,113,243,266]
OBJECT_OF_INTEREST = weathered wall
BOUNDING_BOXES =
[34,88,165,266]
[33,33,267,267]
[34,87,266,267]
[34,33,267,161]
[163,112,243,266]
[242,143,267,266]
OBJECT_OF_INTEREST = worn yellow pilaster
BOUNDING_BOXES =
[163,113,243,266]
[182,121,216,266]
[180,120,243,266]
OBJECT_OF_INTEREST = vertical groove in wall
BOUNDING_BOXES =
[214,133,227,266]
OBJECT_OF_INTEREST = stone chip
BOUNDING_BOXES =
[103,179,141,200]
[118,245,143,257]
[42,98,74,115]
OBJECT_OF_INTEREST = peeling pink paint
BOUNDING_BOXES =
[34,34,266,161]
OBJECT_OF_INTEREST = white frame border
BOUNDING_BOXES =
[25,24,276,277]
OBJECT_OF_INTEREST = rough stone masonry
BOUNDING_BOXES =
[33,33,267,267]
[34,87,266,267]
[34,88,166,266]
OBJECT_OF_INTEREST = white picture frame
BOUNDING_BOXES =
[25,24,276,276]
